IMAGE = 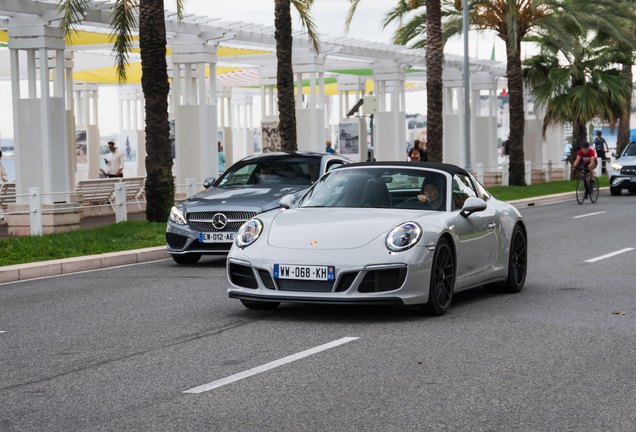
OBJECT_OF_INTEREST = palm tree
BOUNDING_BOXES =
[616,65,633,156]
[439,0,636,186]
[275,0,320,152]
[58,0,184,223]
[346,0,446,163]
[523,26,633,172]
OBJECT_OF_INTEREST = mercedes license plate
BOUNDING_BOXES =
[274,264,335,281]
[199,232,235,243]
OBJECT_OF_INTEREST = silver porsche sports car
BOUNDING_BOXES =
[226,162,527,315]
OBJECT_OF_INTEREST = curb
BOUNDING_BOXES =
[507,187,610,208]
[0,246,169,284]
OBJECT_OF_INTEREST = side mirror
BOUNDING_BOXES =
[279,194,296,209]
[615,154,621,159]
[460,196,487,217]
[203,177,216,189]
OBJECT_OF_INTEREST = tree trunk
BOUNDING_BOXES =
[274,0,298,152]
[506,39,526,186]
[426,0,443,163]
[139,0,173,223]
[616,63,632,156]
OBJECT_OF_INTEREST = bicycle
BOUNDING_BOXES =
[574,164,599,204]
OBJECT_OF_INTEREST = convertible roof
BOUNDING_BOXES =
[342,162,470,176]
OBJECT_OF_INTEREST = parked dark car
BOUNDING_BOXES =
[166,152,350,264]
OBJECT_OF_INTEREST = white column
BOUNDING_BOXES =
[319,72,325,109]
[173,63,181,107]
[27,50,37,98]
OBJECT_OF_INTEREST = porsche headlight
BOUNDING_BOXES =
[611,163,622,171]
[236,219,263,248]
[386,222,422,252]
[169,206,187,226]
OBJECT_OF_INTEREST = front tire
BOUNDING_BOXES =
[610,186,622,196]
[171,254,201,265]
[240,300,280,310]
[423,238,455,316]
[575,178,586,204]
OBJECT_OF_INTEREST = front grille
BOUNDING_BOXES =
[258,270,276,290]
[187,211,257,232]
[335,272,358,292]
[358,268,407,293]
[166,233,188,249]
[186,241,233,252]
[229,263,258,289]
[620,166,636,175]
[277,280,334,292]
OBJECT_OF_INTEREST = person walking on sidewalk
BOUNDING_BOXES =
[100,141,124,178]
[594,131,609,174]
[218,141,227,174]
[0,150,7,182]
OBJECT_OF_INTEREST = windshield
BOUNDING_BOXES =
[624,142,636,157]
[299,167,447,211]
[217,157,321,188]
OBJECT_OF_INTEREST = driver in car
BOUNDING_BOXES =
[417,179,443,210]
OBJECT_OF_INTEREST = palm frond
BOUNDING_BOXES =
[344,0,362,34]
[56,0,92,42]
[382,0,413,30]
[110,0,139,83]
[290,0,320,52]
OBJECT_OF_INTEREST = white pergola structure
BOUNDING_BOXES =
[1,0,513,195]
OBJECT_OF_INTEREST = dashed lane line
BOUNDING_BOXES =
[573,211,607,219]
[585,248,635,263]
[183,337,360,394]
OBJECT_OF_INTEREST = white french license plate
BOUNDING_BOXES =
[274,264,335,281]
[631,177,636,182]
[199,232,236,243]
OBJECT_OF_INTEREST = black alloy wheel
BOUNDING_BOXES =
[423,238,455,316]
[589,178,600,203]
[171,253,201,265]
[505,225,527,293]
[240,300,280,310]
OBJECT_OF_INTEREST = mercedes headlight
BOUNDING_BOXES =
[236,219,263,248]
[611,163,622,171]
[169,206,187,225]
[386,222,422,252]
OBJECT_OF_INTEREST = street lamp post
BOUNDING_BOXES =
[463,0,472,173]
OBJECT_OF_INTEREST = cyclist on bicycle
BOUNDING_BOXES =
[571,141,597,180]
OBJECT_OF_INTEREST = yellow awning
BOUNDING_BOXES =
[0,30,270,56]
[74,65,242,84]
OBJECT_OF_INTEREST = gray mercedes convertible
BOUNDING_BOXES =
[166,152,349,264]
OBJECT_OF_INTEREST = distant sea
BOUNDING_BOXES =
[2,158,14,182]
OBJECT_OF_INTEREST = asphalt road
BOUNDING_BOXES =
[1,194,635,431]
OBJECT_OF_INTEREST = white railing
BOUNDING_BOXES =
[473,160,570,186]
[1,184,137,236]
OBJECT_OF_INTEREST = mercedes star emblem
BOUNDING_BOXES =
[212,213,228,230]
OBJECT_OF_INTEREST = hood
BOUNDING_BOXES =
[267,208,433,250]
[184,185,308,213]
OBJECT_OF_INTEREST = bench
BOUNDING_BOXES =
[121,176,146,211]
[72,178,119,216]
[0,182,16,220]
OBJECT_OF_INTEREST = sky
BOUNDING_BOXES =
[0,0,510,140]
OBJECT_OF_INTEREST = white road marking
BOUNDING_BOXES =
[573,211,607,219]
[0,331,6,334]
[183,337,360,394]
[585,248,635,263]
